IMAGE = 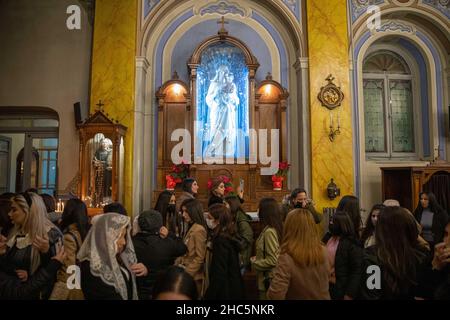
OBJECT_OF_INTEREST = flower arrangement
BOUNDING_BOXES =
[165,161,189,190]
[272,161,290,190]
[275,161,290,177]
[207,175,234,195]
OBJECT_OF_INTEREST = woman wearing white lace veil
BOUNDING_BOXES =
[78,213,139,300]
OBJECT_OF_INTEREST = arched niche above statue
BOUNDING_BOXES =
[156,72,191,168]
[255,72,289,163]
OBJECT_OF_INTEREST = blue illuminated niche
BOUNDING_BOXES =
[196,43,249,160]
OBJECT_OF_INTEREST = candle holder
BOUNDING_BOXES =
[329,123,341,142]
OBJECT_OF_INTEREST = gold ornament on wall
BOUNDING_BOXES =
[318,74,344,110]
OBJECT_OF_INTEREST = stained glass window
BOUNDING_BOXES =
[390,80,414,152]
[363,50,415,157]
[363,79,386,152]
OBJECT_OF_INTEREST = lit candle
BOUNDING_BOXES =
[61,201,64,212]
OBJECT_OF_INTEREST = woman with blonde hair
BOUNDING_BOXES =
[267,209,331,300]
[3,192,62,299]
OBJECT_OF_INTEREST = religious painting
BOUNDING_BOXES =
[195,43,249,161]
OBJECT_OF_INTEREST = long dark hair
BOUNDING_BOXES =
[153,266,198,300]
[361,204,385,245]
[337,195,361,238]
[0,197,13,237]
[181,198,206,230]
[375,206,424,295]
[224,195,244,221]
[103,202,127,216]
[155,190,175,225]
[182,178,197,194]
[258,198,283,242]
[59,198,89,240]
[40,194,56,213]
[330,211,357,240]
[208,203,236,239]
[414,192,446,216]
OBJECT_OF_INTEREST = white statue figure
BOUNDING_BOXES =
[204,65,239,158]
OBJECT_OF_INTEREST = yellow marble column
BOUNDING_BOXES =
[306,0,354,210]
[90,0,137,214]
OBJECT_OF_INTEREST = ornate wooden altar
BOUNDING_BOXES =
[77,106,127,214]
[381,163,450,213]
[153,26,290,211]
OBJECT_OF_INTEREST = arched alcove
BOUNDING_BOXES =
[133,0,309,214]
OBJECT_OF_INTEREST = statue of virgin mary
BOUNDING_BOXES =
[204,65,239,158]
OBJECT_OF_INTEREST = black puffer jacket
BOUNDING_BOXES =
[204,235,245,300]
[0,257,61,300]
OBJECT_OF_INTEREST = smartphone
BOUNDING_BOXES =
[239,178,244,192]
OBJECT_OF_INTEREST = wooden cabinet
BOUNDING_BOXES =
[381,164,450,213]
[77,109,127,209]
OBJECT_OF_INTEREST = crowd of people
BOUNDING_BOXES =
[0,178,449,300]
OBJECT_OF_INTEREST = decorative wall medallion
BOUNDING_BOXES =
[375,20,416,34]
[318,75,344,110]
[197,1,247,17]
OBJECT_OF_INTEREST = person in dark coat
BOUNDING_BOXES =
[4,192,62,299]
[132,210,187,300]
[204,204,244,300]
[427,217,450,300]
[323,211,363,300]
[413,192,448,250]
[360,206,430,300]
[78,213,142,300]
[0,244,65,300]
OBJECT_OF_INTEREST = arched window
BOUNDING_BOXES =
[363,50,416,157]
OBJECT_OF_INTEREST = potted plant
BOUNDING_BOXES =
[165,161,189,190]
[272,161,290,191]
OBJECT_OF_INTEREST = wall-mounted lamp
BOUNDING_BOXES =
[327,178,340,200]
[264,84,272,96]
[329,111,340,142]
[173,84,182,96]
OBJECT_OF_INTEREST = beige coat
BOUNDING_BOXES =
[176,223,207,281]
[49,224,84,300]
[267,248,331,300]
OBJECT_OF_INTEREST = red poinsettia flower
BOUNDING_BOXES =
[207,179,213,190]
[279,161,290,170]
[221,176,231,184]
